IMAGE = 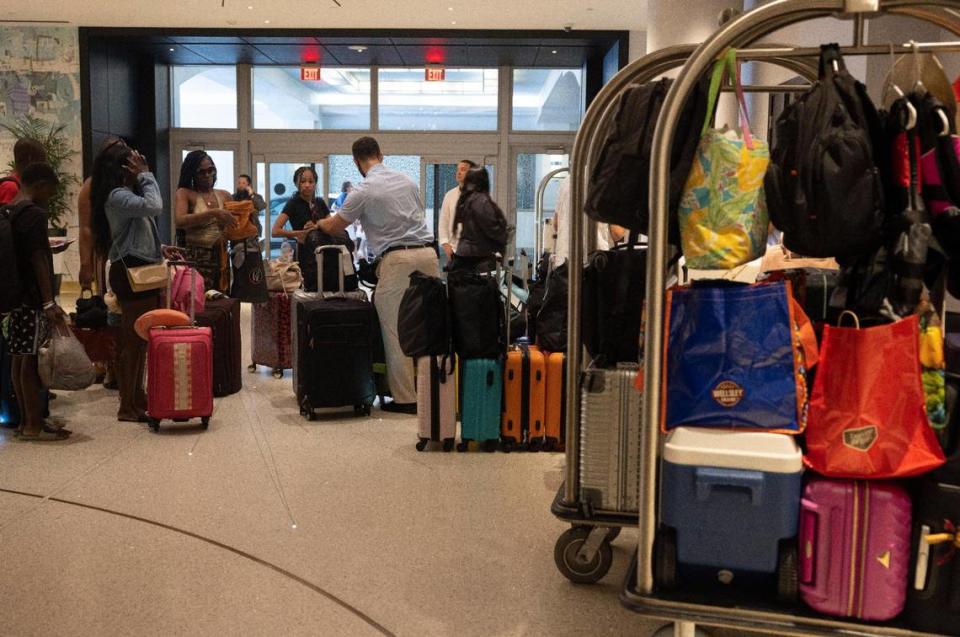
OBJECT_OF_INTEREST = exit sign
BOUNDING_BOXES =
[300,66,321,81]
[425,66,446,82]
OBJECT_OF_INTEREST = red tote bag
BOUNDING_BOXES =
[805,313,945,478]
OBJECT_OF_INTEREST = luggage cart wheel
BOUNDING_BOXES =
[272,369,283,379]
[416,438,429,452]
[148,418,160,433]
[201,417,210,430]
[442,438,455,452]
[456,440,470,452]
[776,539,799,603]
[554,527,613,584]
[653,527,679,590]
[247,364,257,373]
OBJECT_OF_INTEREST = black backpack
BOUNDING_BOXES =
[300,229,357,293]
[583,74,710,241]
[447,269,503,360]
[765,44,885,259]
[0,201,29,314]
[398,271,451,358]
[535,262,568,353]
[581,243,647,365]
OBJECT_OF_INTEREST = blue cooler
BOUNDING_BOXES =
[662,427,802,580]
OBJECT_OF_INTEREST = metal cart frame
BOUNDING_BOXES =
[610,0,960,634]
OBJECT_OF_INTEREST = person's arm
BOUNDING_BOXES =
[479,198,509,245]
[317,214,351,237]
[609,224,627,244]
[321,186,363,237]
[77,179,95,289]
[22,213,64,322]
[271,211,309,242]
[251,193,266,212]
[108,173,163,219]
[438,192,454,258]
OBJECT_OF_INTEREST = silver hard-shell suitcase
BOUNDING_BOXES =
[579,362,642,513]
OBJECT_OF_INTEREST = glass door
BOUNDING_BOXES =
[262,159,326,259]
[514,151,568,263]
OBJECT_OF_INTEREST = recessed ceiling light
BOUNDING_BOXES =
[451,20,457,24]
[448,6,453,10]
[349,45,368,53]
[247,5,253,9]
[552,49,558,54]
[169,48,175,52]
[264,19,270,23]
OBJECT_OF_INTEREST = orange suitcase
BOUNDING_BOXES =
[544,352,566,451]
[501,341,546,451]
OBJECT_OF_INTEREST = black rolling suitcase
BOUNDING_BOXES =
[906,479,960,635]
[292,245,377,419]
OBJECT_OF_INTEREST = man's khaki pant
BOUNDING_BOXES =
[374,247,440,404]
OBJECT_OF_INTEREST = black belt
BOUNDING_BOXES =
[382,242,435,257]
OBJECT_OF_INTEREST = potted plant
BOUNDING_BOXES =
[2,114,79,235]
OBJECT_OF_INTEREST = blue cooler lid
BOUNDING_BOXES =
[663,427,802,473]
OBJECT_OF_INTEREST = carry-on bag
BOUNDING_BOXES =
[799,477,912,622]
[69,323,117,371]
[656,428,802,601]
[581,243,647,365]
[579,363,642,514]
[448,268,503,360]
[300,230,357,294]
[458,358,502,452]
[678,48,770,270]
[805,312,946,479]
[230,238,269,304]
[146,264,214,432]
[501,338,546,451]
[544,351,566,452]
[194,296,242,397]
[663,281,818,433]
[905,479,960,635]
[292,245,376,419]
[535,260,568,353]
[399,271,450,358]
[416,355,456,451]
[250,291,293,378]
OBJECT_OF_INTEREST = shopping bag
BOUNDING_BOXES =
[805,312,946,478]
[662,280,817,433]
[678,48,770,269]
[38,324,97,391]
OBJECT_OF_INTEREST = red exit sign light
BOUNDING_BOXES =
[425,66,446,82]
[300,66,321,81]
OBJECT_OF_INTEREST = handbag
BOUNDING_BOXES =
[125,259,167,293]
[73,289,108,328]
[678,48,770,270]
[265,260,303,294]
[222,200,259,242]
[230,239,269,303]
[663,280,818,433]
[38,323,97,391]
[805,311,946,478]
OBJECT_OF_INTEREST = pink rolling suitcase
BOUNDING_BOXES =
[416,355,456,451]
[799,477,912,622]
[146,264,214,433]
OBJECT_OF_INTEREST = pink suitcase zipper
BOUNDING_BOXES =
[799,477,912,621]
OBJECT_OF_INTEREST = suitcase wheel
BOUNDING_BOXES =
[442,438,454,452]
[527,438,543,452]
[653,526,679,591]
[415,438,429,452]
[247,364,257,373]
[272,368,284,379]
[201,416,210,430]
[500,439,515,453]
[354,404,371,417]
[456,440,470,453]
[543,438,557,452]
[554,527,614,584]
[482,439,499,453]
[148,418,160,433]
[776,539,799,603]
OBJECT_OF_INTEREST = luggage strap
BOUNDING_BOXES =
[924,520,960,566]
[430,356,440,440]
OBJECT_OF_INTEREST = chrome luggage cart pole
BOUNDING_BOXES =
[534,166,569,266]
[623,1,960,635]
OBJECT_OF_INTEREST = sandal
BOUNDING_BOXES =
[17,428,70,442]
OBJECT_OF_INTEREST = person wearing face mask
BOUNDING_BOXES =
[317,137,438,415]
[271,166,330,247]
[173,150,237,293]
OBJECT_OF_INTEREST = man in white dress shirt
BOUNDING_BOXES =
[438,159,477,264]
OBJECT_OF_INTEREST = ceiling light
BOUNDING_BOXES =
[264,19,270,23]
[552,49,558,54]
[451,20,457,25]
[448,6,453,9]
[169,48,175,52]
[349,45,368,52]
[247,5,253,9]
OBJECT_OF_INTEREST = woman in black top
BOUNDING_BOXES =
[272,166,330,244]
[450,167,509,272]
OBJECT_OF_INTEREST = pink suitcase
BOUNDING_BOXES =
[799,477,912,622]
[250,291,292,378]
[416,355,456,451]
[147,264,214,432]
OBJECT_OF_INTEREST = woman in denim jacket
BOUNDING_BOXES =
[91,142,163,422]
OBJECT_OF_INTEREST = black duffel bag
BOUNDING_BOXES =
[582,244,647,365]
[448,269,503,360]
[398,271,450,358]
[535,261,568,352]
[73,290,108,328]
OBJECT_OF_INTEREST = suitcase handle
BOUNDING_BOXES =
[315,244,350,298]
[694,467,764,505]
[799,498,823,588]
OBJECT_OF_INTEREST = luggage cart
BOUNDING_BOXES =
[534,167,569,265]
[611,1,960,635]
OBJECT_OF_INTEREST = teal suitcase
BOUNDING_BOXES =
[458,358,501,452]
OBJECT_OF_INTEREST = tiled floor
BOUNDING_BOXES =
[0,301,675,636]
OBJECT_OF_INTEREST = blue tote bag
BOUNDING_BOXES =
[661,281,818,434]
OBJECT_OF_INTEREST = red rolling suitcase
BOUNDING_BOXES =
[147,264,214,432]
[250,291,293,378]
